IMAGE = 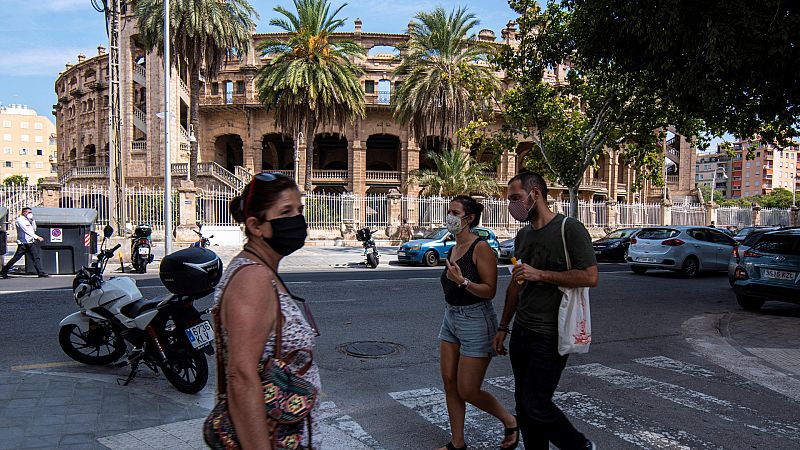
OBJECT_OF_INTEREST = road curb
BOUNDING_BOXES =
[682,313,800,403]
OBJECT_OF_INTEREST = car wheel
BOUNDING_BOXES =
[630,265,648,275]
[728,275,736,286]
[736,295,764,312]
[681,256,699,278]
[422,250,438,267]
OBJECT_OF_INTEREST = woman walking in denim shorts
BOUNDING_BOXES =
[437,196,519,450]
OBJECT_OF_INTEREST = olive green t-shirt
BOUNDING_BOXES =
[513,214,597,335]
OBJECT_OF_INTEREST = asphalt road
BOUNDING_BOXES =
[1,263,799,449]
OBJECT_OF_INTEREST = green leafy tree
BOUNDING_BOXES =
[566,0,799,145]
[393,7,500,143]
[498,0,703,217]
[136,0,258,181]
[3,175,29,187]
[410,146,499,197]
[255,0,365,192]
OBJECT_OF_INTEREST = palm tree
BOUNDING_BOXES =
[136,0,258,181]
[393,6,500,144]
[255,0,365,192]
[412,146,499,197]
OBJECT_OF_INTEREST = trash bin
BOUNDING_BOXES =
[26,208,98,275]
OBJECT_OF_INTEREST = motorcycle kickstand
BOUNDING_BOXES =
[118,359,140,386]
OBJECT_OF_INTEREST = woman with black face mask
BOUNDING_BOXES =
[208,173,320,449]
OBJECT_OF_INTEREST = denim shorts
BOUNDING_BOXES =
[438,300,499,358]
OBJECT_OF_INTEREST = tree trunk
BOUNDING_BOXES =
[303,119,316,192]
[568,185,579,219]
[189,66,201,183]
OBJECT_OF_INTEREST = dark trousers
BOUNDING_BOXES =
[2,242,44,275]
[509,325,587,450]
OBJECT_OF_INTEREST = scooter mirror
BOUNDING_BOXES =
[103,225,114,238]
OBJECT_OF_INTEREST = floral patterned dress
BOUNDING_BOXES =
[213,257,321,449]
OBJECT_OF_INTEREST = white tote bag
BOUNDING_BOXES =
[557,217,592,355]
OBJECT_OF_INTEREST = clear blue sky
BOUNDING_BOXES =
[0,0,516,124]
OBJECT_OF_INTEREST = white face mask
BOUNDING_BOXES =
[25,213,33,220]
[446,213,465,234]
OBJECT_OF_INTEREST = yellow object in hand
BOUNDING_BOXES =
[511,257,525,285]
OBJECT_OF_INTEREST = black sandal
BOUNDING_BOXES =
[500,420,520,450]
[445,442,467,450]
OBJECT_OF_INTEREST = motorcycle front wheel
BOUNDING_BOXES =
[161,343,209,394]
[58,322,124,365]
[366,252,379,268]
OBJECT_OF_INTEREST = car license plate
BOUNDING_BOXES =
[138,247,150,255]
[638,257,656,263]
[398,251,406,256]
[762,269,796,281]
[594,250,602,255]
[185,321,214,349]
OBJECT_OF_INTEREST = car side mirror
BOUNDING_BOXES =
[103,225,114,238]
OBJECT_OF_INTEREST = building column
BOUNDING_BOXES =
[705,201,718,226]
[661,199,673,226]
[175,180,198,243]
[791,206,799,227]
[402,137,420,196]
[387,188,402,238]
[608,151,619,200]
[348,139,366,196]
[296,141,308,192]
[605,200,618,229]
[500,148,514,183]
[40,178,62,208]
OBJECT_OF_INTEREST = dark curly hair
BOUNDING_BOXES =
[229,173,299,225]
[451,195,484,229]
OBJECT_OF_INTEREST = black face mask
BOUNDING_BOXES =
[264,214,308,256]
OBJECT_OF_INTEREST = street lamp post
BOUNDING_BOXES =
[294,132,304,187]
[163,0,172,255]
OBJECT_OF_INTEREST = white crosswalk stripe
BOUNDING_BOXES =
[487,376,720,450]
[633,356,716,378]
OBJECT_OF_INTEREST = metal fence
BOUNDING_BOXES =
[717,206,753,228]
[761,207,792,226]
[0,185,42,220]
[196,186,238,227]
[671,203,706,226]
[415,196,451,229]
[618,203,662,227]
[553,201,607,228]
[61,185,179,230]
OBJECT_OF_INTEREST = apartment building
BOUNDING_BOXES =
[730,140,799,198]
[696,151,732,198]
[0,104,57,184]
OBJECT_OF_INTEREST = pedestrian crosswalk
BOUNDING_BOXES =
[386,355,800,450]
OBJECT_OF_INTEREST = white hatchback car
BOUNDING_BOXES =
[627,226,738,277]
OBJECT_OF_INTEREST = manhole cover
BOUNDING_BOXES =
[340,341,403,358]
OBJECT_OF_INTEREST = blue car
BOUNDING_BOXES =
[732,229,800,311]
[397,227,500,266]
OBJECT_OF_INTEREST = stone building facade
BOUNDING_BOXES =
[53,2,695,203]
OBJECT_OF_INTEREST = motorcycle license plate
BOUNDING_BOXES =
[138,247,150,255]
[398,251,406,256]
[185,321,214,349]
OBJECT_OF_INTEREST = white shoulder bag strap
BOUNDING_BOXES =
[561,216,571,270]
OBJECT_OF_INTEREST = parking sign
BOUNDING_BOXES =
[50,228,63,243]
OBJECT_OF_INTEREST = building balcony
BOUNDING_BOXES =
[366,170,400,183]
[365,90,392,106]
[312,170,349,182]
[586,179,608,191]
[666,175,679,184]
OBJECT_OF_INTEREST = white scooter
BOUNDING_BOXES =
[58,225,222,394]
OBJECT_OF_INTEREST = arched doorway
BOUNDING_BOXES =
[366,134,400,171]
[261,133,294,170]
[314,133,348,170]
[84,144,97,166]
[214,134,243,173]
[419,136,450,171]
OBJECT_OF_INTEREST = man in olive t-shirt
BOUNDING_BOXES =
[493,172,598,450]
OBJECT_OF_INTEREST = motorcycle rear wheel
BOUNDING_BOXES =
[366,252,379,268]
[161,346,209,394]
[58,322,124,365]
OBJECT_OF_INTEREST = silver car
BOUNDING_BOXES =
[627,226,738,277]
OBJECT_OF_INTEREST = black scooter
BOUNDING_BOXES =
[356,227,380,268]
[130,224,153,273]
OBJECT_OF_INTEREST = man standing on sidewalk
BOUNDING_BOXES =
[1,207,48,278]
[493,172,597,449]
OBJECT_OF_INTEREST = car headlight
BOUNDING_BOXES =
[410,245,421,251]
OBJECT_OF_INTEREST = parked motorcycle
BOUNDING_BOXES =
[58,225,223,394]
[130,224,153,273]
[191,228,213,249]
[356,227,380,268]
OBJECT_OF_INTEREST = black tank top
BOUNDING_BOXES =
[440,238,486,306]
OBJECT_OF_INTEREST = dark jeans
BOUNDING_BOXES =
[2,242,44,275]
[509,325,588,450]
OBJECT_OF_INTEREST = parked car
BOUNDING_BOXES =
[397,227,500,267]
[732,229,800,311]
[592,227,641,262]
[498,239,515,263]
[727,226,784,286]
[627,226,738,277]
[733,226,780,243]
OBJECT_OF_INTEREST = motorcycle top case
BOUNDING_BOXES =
[159,247,223,297]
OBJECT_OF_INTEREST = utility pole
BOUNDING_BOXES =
[163,0,173,255]
[101,0,126,235]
